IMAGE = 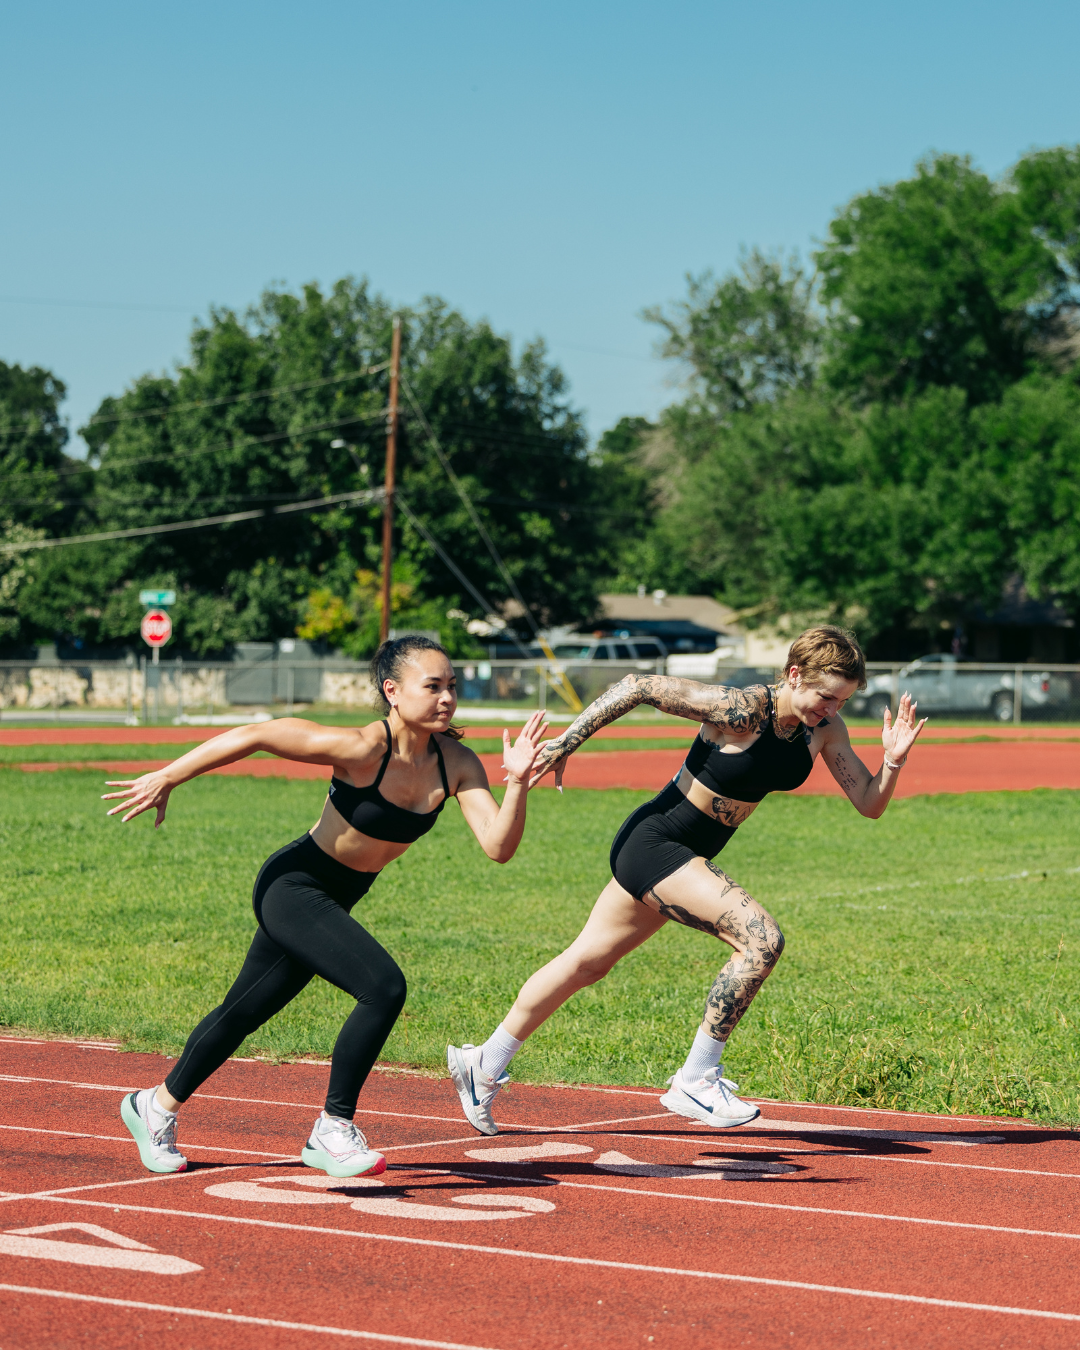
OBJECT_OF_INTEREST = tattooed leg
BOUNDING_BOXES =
[646,858,785,1042]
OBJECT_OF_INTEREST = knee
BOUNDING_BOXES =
[746,911,785,965]
[372,962,407,1014]
[568,953,616,987]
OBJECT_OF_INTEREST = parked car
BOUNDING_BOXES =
[851,654,1069,721]
[546,635,668,666]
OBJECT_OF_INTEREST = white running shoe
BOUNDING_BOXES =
[301,1113,387,1179]
[120,1089,188,1174]
[447,1043,508,1136]
[659,1066,761,1129]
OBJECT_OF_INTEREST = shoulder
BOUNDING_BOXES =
[705,683,771,733]
[435,733,487,792]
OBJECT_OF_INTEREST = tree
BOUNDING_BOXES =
[0,362,89,531]
[14,279,608,653]
[644,249,821,414]
[816,153,1071,405]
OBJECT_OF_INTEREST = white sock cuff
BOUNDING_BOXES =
[681,1027,726,1082]
[478,1024,524,1078]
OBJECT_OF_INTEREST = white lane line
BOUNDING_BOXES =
[605,1131,1080,1182]
[0,1073,691,1134]
[37,1181,1080,1248]
[0,1123,295,1160]
[7,1205,1080,1324]
[753,1118,1003,1147]
[0,1075,470,1127]
[430,1168,1080,1242]
[747,1098,1046,1128]
[0,1285,503,1348]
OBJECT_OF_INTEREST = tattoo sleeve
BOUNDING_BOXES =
[554,675,771,757]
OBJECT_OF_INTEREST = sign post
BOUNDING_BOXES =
[140,599,174,723]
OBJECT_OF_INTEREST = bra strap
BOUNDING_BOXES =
[432,736,452,799]
[372,720,393,787]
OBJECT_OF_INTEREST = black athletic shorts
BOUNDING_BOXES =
[609,781,736,899]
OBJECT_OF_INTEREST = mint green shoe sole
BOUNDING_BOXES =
[120,1093,187,1173]
[301,1145,387,1179]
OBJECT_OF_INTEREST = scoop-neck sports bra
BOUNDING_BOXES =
[682,685,819,802]
[327,720,451,844]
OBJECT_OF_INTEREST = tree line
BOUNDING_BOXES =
[2,146,1079,658]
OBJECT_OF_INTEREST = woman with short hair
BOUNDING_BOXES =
[105,635,546,1177]
[449,625,924,1135]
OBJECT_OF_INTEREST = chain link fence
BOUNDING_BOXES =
[1,654,1079,723]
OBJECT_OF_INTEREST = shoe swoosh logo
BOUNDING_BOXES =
[467,1068,481,1108]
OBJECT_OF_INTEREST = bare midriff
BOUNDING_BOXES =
[307,799,413,873]
[673,764,760,829]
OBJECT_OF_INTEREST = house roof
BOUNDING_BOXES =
[599,593,739,634]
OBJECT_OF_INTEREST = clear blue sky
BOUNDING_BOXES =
[2,1,1078,449]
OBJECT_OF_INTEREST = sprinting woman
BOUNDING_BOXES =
[449,626,925,1135]
[104,635,546,1178]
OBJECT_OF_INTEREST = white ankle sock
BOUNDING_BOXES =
[146,1088,175,1121]
[478,1024,524,1079]
[681,1027,725,1083]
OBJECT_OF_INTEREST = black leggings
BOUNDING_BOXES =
[165,834,406,1120]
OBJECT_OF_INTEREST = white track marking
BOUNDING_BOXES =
[32,1180,1080,1246]
[7,1222,154,1248]
[464,1143,593,1162]
[202,1173,551,1222]
[0,1075,473,1127]
[0,1286,503,1348]
[2,1211,1078,1324]
[442,1169,1080,1240]
[0,1122,295,1160]
[753,1117,1004,1146]
[0,1225,201,1274]
[747,1098,1045,1128]
[605,1130,1080,1182]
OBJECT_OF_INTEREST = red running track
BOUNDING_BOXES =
[9,740,1080,795]
[1,1037,1078,1349]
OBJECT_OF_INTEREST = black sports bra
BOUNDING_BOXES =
[682,686,817,803]
[327,721,451,844]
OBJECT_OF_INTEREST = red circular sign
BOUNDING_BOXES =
[141,608,172,647]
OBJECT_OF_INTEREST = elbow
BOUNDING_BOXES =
[487,850,512,864]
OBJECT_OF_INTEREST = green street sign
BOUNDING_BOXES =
[139,589,176,607]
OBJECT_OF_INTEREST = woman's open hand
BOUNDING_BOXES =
[501,710,550,786]
[102,771,174,827]
[882,691,926,763]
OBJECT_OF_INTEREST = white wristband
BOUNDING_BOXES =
[883,753,906,771]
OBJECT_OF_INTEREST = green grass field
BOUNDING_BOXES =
[2,769,1078,1124]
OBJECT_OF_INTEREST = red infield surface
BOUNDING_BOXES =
[1,1038,1078,1349]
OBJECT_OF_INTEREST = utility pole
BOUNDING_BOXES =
[380,316,402,644]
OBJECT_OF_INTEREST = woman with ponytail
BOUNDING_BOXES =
[104,634,547,1179]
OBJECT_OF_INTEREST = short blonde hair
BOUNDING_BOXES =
[784,625,866,690]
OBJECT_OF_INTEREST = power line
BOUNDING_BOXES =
[87,363,390,426]
[0,487,384,553]
[0,409,389,485]
[400,373,541,638]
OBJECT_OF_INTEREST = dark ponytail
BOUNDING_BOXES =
[370,635,465,740]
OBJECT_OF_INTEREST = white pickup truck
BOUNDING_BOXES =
[850,654,1069,722]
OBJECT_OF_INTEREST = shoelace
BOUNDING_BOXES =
[321,1118,370,1152]
[149,1114,178,1148]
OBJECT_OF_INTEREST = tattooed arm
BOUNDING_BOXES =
[528,675,769,789]
[820,692,926,819]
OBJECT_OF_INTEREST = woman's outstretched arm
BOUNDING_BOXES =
[529,675,770,789]
[820,693,926,819]
[101,719,371,827]
[454,711,548,862]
